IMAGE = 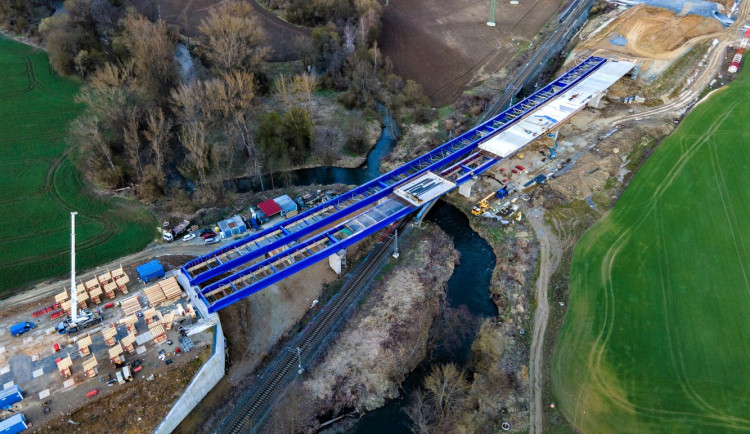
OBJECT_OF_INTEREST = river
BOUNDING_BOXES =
[252,107,498,432]
[349,200,497,433]
[228,105,498,432]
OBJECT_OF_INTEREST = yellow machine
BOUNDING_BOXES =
[471,192,497,216]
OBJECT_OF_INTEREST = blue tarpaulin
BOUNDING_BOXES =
[136,260,165,283]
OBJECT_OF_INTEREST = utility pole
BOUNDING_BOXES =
[70,212,79,324]
[487,0,497,26]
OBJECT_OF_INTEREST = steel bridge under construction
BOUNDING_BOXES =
[178,55,634,314]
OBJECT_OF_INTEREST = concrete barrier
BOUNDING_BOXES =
[153,315,225,434]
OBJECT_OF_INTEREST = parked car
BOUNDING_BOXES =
[204,237,220,245]
[201,231,216,240]
[199,228,213,236]
[182,233,196,242]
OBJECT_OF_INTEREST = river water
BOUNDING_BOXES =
[229,106,497,431]
[257,108,498,432]
[231,104,401,192]
[350,200,497,433]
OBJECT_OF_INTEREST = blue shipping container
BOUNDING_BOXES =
[0,413,27,433]
[136,260,165,283]
[0,386,22,410]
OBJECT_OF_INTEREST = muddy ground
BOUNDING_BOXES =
[379,0,562,106]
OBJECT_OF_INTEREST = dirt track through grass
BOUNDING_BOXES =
[552,66,750,432]
[0,37,156,295]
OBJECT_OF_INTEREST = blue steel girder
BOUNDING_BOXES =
[187,56,608,308]
[202,206,414,312]
[201,151,503,312]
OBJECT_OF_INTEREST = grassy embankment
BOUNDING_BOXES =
[551,63,750,431]
[0,37,156,294]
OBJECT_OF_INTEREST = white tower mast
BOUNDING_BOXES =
[70,212,79,324]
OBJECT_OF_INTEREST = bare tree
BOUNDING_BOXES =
[121,11,178,102]
[122,109,143,177]
[370,40,380,74]
[180,122,209,186]
[424,363,470,423]
[405,390,436,434]
[69,115,116,173]
[343,23,356,53]
[406,363,470,432]
[143,107,172,173]
[197,1,270,73]
[294,72,318,109]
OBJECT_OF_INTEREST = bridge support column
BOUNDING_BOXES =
[588,90,606,109]
[459,178,476,198]
[414,199,438,227]
[329,249,347,274]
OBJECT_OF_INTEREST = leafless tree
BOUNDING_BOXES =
[197,1,270,73]
[122,109,143,177]
[121,11,178,102]
[143,107,172,173]
[370,40,380,74]
[69,115,116,173]
[343,23,356,53]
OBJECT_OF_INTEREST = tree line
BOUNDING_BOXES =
[3,0,434,207]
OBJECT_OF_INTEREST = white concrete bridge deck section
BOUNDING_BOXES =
[479,59,635,158]
[394,172,456,206]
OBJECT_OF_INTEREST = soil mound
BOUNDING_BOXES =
[584,4,722,59]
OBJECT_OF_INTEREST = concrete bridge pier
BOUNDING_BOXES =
[458,178,476,198]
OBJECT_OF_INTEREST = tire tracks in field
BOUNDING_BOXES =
[709,136,750,295]
[571,101,750,431]
[0,150,118,269]
[655,207,747,427]
[0,43,35,98]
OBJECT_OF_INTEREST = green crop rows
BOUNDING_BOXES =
[0,37,156,295]
[551,67,750,431]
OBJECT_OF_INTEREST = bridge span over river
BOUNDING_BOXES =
[177,56,634,315]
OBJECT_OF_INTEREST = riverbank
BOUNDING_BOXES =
[444,194,539,431]
[303,223,457,418]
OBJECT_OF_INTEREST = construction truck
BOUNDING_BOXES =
[56,308,103,334]
[163,219,190,242]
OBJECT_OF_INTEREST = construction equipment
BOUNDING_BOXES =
[56,308,102,334]
[163,219,190,242]
[471,191,496,215]
[472,188,510,216]
[547,131,559,159]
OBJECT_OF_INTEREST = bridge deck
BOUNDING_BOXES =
[181,55,625,313]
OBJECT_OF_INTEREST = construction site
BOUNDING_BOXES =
[1,0,749,432]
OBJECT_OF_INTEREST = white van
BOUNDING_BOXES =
[116,371,125,385]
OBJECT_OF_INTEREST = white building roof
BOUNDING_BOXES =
[479,60,634,157]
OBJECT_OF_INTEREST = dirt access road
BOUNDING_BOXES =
[526,207,562,434]
[525,5,750,432]
[0,241,215,316]
[606,1,750,126]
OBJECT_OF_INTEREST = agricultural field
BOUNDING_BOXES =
[552,67,750,431]
[0,37,156,295]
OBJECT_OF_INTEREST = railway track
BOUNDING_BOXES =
[221,220,407,433]
[479,0,594,123]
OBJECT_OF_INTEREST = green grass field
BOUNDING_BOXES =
[552,68,750,432]
[0,37,156,295]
